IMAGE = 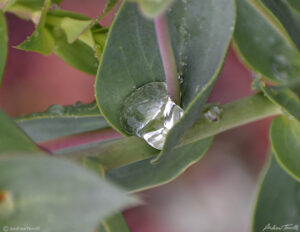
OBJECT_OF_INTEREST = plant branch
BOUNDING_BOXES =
[180,93,281,145]
[154,13,181,104]
[60,93,282,171]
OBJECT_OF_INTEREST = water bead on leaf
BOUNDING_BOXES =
[203,103,223,123]
[120,82,184,150]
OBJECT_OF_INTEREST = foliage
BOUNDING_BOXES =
[1,0,300,231]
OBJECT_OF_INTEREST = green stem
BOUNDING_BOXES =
[180,93,281,145]
[60,93,282,171]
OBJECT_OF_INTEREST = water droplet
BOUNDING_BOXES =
[251,71,261,80]
[177,72,184,84]
[120,82,184,150]
[48,104,65,115]
[203,103,223,122]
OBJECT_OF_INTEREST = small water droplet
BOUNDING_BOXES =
[177,71,184,84]
[120,82,184,150]
[251,71,261,80]
[48,104,65,115]
[203,103,223,122]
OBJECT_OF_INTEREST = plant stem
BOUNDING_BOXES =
[60,93,282,171]
[180,93,281,145]
[154,14,181,105]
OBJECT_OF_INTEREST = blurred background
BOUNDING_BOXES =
[0,1,272,231]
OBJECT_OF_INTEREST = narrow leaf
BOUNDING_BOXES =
[0,109,39,153]
[287,0,300,12]
[103,0,119,16]
[50,26,99,75]
[15,102,109,142]
[107,137,212,192]
[234,0,300,84]
[0,156,139,232]
[260,84,300,121]
[16,0,55,55]
[96,2,164,134]
[262,0,300,51]
[102,213,130,232]
[4,0,62,22]
[270,116,300,181]
[46,9,93,44]
[253,154,300,231]
[157,0,235,161]
[0,10,7,87]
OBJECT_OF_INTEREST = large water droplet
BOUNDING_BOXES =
[120,82,184,150]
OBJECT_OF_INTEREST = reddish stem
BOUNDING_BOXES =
[39,128,122,152]
[154,14,181,104]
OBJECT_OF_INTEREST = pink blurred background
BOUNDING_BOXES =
[0,1,272,231]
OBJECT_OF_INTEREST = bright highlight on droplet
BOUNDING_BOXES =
[120,82,184,150]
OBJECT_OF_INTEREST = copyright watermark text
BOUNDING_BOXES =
[2,226,40,232]
[263,223,299,231]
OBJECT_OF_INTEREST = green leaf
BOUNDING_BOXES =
[92,25,109,60]
[15,102,110,142]
[0,110,39,153]
[50,26,99,75]
[59,17,92,43]
[262,0,300,51]
[61,136,157,171]
[132,0,173,18]
[45,10,103,74]
[103,0,120,16]
[253,154,300,231]
[96,0,234,139]
[16,0,55,55]
[234,0,300,84]
[287,0,300,12]
[52,30,97,74]
[96,2,165,134]
[0,156,139,232]
[270,116,300,181]
[3,0,62,22]
[260,84,300,121]
[0,10,7,88]
[46,9,92,44]
[101,213,130,232]
[107,137,212,192]
[9,0,62,10]
[156,0,235,161]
